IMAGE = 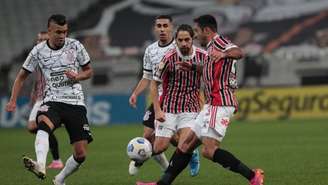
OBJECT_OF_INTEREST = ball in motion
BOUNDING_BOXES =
[127,137,152,162]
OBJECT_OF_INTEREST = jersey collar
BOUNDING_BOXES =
[176,45,196,61]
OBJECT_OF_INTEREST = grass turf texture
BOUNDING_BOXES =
[0,119,327,185]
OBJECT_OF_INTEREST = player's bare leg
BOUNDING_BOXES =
[27,121,38,134]
[145,127,169,171]
[137,128,200,185]
[54,140,88,185]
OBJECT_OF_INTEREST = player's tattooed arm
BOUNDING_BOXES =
[6,69,30,112]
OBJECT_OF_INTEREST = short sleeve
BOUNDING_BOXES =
[153,56,170,82]
[143,47,152,79]
[213,35,237,52]
[76,41,91,66]
[22,47,38,73]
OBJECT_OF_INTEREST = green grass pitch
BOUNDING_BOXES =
[0,119,327,185]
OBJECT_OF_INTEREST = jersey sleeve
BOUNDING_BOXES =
[76,41,91,66]
[213,35,238,52]
[22,46,38,73]
[142,47,153,80]
[153,56,170,82]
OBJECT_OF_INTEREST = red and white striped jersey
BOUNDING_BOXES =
[154,46,207,113]
[203,34,239,109]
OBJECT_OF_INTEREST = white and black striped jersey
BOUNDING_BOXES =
[143,39,175,79]
[143,39,175,96]
[22,38,90,106]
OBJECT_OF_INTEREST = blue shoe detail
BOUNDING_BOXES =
[189,148,200,177]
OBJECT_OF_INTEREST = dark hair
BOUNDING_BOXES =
[175,24,194,38]
[48,14,67,27]
[155,15,173,22]
[193,14,217,32]
[39,31,48,34]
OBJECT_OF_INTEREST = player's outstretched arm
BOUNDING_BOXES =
[129,78,150,108]
[150,80,165,122]
[211,47,244,62]
[224,47,244,60]
[6,69,30,112]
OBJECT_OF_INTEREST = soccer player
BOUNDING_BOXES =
[128,15,200,177]
[27,31,64,170]
[137,15,264,185]
[6,14,93,185]
[137,24,207,185]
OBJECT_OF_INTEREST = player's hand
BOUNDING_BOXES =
[65,70,79,81]
[176,61,192,71]
[155,110,165,122]
[6,100,16,112]
[210,49,226,62]
[129,93,137,108]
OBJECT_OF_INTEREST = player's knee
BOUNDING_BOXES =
[177,145,189,154]
[153,146,164,155]
[73,155,86,164]
[201,146,213,160]
[177,141,194,154]
[170,135,179,147]
[74,148,87,162]
[153,143,168,155]
[143,132,154,143]
[27,122,38,134]
[37,121,52,134]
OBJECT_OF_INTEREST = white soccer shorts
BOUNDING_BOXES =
[155,112,198,138]
[28,100,43,122]
[192,104,235,142]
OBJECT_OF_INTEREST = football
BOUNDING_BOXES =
[127,137,152,162]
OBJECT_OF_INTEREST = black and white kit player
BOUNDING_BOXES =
[128,15,175,175]
[6,14,93,185]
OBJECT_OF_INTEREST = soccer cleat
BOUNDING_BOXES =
[22,155,46,180]
[249,169,264,185]
[129,160,140,176]
[53,178,66,185]
[47,160,64,170]
[136,182,157,185]
[189,148,200,177]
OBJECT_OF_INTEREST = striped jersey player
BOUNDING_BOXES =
[155,46,207,114]
[203,34,239,108]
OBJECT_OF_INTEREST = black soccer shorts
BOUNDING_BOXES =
[37,101,93,144]
[142,104,155,129]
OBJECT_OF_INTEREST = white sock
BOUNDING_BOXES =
[56,155,80,183]
[35,130,49,171]
[152,153,169,171]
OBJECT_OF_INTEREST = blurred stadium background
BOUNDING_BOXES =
[0,0,328,185]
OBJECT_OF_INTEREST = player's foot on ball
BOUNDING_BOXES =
[129,160,141,176]
[189,148,200,177]
[249,169,264,185]
[47,160,64,169]
[53,178,66,185]
[22,155,46,180]
[136,182,157,185]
